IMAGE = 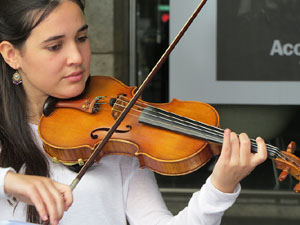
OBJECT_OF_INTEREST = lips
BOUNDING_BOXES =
[66,70,84,78]
[65,70,84,82]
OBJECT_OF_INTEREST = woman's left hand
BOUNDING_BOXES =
[211,129,268,193]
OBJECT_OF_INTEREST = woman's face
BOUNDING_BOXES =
[16,0,91,102]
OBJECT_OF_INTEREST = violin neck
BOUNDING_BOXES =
[139,105,280,159]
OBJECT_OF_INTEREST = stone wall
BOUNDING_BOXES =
[85,0,129,83]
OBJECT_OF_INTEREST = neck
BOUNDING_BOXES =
[27,115,41,125]
[26,97,48,125]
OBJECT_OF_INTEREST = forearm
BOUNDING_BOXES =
[126,161,240,225]
[160,176,240,225]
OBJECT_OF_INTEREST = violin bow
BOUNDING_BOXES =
[69,0,208,191]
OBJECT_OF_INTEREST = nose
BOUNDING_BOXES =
[66,42,83,66]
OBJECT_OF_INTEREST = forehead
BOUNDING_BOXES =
[29,1,86,40]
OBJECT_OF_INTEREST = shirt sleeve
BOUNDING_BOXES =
[125,158,240,225]
[0,167,16,199]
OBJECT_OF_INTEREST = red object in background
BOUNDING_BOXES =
[161,13,169,23]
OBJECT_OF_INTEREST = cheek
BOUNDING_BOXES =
[21,56,64,89]
[22,50,63,74]
[82,42,91,64]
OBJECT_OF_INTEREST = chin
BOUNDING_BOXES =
[57,85,86,99]
[68,88,86,99]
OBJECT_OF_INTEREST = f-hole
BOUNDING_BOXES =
[90,125,132,139]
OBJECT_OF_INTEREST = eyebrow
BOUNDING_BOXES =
[42,24,89,43]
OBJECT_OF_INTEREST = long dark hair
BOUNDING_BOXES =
[0,0,85,223]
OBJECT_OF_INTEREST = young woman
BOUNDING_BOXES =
[0,0,267,225]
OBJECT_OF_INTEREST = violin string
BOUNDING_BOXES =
[110,98,284,157]
[101,97,227,142]
[100,97,286,161]
[121,100,299,166]
[103,98,285,161]
[95,97,292,163]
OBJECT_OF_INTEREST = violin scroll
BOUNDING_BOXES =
[274,141,300,193]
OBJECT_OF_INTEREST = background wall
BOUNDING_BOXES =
[85,0,129,83]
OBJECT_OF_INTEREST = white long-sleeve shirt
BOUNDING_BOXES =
[0,124,240,225]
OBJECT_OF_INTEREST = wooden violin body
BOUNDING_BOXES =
[38,75,220,175]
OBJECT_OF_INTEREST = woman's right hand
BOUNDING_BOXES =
[4,172,73,225]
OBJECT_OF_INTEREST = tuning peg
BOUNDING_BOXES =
[277,142,296,182]
[287,141,296,153]
[274,141,300,193]
[278,168,289,182]
[294,182,300,193]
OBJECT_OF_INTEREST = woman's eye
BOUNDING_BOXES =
[77,36,88,42]
[47,44,61,51]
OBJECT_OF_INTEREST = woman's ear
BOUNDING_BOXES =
[0,41,20,69]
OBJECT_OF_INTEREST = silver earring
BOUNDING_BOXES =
[12,71,22,85]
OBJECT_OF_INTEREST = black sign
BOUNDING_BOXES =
[217,0,300,81]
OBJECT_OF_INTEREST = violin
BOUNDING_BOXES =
[39,75,220,175]
[38,75,300,192]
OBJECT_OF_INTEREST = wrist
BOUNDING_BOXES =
[210,175,238,193]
